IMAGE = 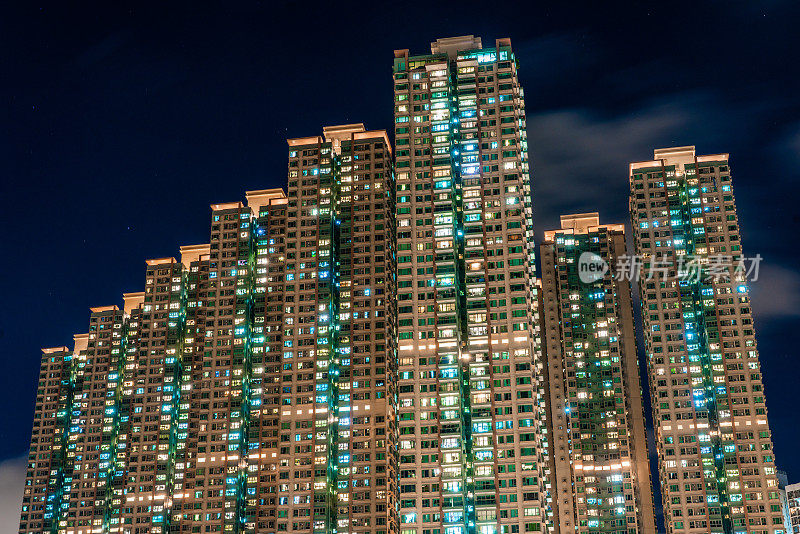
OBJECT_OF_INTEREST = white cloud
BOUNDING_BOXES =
[525,85,794,262]
[528,93,717,232]
[0,455,26,534]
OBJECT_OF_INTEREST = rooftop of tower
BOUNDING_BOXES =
[653,145,696,160]
[543,212,624,241]
[394,36,513,63]
[630,145,729,171]
[287,123,391,155]
[430,35,482,56]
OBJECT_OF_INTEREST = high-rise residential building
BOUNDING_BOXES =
[629,146,784,533]
[392,36,552,534]
[281,124,398,534]
[777,471,792,533]
[540,213,656,533]
[19,124,398,534]
[786,482,800,533]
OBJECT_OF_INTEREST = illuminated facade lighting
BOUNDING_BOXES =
[18,125,398,534]
[540,213,656,533]
[630,147,783,533]
[393,36,552,534]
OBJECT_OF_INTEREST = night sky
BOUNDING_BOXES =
[2,1,800,528]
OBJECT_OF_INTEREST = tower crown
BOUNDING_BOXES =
[430,35,482,56]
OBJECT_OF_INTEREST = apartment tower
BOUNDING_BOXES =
[630,147,783,533]
[392,36,551,534]
[281,124,398,534]
[18,124,398,534]
[540,213,655,533]
[785,482,800,533]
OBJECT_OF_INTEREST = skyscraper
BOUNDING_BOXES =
[18,124,398,534]
[392,36,551,534]
[281,125,398,534]
[629,147,783,533]
[785,482,800,533]
[540,213,655,533]
[777,471,793,533]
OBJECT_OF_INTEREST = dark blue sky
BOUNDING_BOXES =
[1,0,799,522]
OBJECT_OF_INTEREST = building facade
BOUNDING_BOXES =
[776,471,793,533]
[392,36,552,534]
[540,213,656,533]
[19,124,398,534]
[629,147,784,533]
[280,125,398,534]
[786,482,800,533]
